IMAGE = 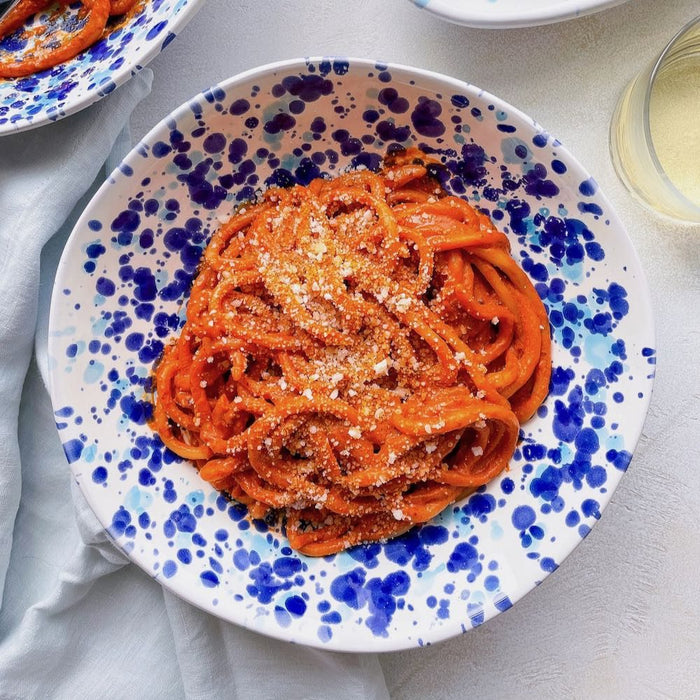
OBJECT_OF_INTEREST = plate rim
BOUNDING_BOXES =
[47,55,656,651]
[411,0,629,28]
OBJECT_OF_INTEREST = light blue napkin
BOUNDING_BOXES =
[0,72,389,699]
[0,71,154,600]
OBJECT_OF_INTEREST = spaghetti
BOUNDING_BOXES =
[0,0,141,78]
[152,149,551,556]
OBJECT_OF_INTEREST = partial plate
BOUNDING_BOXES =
[411,0,629,28]
[48,57,655,651]
[0,0,204,136]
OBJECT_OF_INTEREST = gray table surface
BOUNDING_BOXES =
[129,1,700,696]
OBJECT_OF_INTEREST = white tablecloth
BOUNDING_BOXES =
[3,0,700,697]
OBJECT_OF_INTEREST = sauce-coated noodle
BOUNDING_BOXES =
[0,0,141,78]
[152,149,551,556]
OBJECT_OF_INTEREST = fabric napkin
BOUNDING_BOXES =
[0,74,389,699]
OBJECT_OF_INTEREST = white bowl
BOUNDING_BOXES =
[0,0,204,135]
[410,0,629,28]
[48,57,654,651]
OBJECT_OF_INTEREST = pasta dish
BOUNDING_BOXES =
[152,149,551,556]
[0,0,141,78]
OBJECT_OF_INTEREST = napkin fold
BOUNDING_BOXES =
[0,72,155,603]
[0,74,389,699]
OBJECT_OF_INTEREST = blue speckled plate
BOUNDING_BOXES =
[47,58,655,651]
[410,0,628,28]
[0,0,204,136]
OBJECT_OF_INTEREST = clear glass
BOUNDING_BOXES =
[610,16,700,224]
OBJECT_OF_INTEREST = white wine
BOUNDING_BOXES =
[648,56,700,207]
[610,19,700,222]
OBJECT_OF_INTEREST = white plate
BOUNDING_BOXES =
[0,0,204,135]
[411,0,629,28]
[48,57,655,651]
